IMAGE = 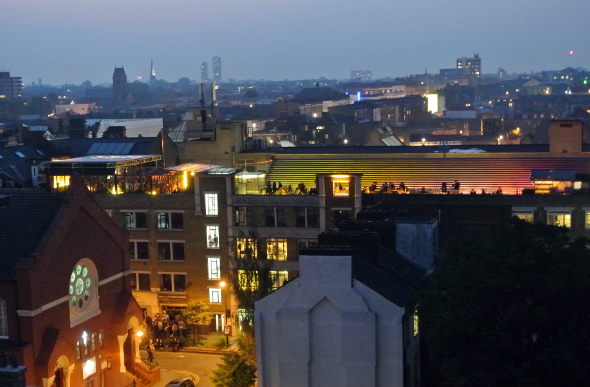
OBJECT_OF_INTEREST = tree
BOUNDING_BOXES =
[243,89,259,99]
[210,227,273,386]
[211,352,257,387]
[81,80,92,89]
[25,96,53,116]
[180,301,211,339]
[414,219,590,386]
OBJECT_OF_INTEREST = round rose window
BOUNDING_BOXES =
[69,263,93,310]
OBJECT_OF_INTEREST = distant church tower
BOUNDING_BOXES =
[150,59,156,84]
[113,66,130,105]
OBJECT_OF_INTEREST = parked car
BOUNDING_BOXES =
[165,376,196,387]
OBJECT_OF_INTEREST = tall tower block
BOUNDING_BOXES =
[212,56,222,83]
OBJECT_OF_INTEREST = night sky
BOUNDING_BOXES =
[1,0,588,85]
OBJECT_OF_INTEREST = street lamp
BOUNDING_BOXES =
[220,281,229,345]
[132,330,143,387]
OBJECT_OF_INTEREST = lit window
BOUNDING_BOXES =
[0,298,8,338]
[158,241,185,261]
[208,258,221,279]
[237,237,257,259]
[77,341,81,359]
[123,211,147,229]
[206,226,220,248]
[205,193,218,216]
[238,270,258,291]
[157,212,183,230]
[160,273,186,292]
[513,211,534,223]
[129,241,149,260]
[547,211,571,228]
[266,238,287,260]
[99,330,104,347]
[209,288,222,303]
[333,178,350,196]
[91,333,96,351]
[586,212,590,228]
[270,271,289,290]
[131,272,151,291]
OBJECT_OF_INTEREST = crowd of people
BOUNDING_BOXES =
[263,181,317,195]
[144,313,187,360]
[364,181,505,195]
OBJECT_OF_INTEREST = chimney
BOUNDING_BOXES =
[0,353,27,387]
[549,119,583,154]
[103,126,127,138]
[211,82,217,106]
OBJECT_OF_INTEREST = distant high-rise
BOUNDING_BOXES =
[150,59,156,84]
[456,54,481,78]
[212,56,222,82]
[350,70,372,81]
[201,61,209,83]
[0,72,22,99]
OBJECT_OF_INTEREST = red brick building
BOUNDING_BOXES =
[0,176,151,387]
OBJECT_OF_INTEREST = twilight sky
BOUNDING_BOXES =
[1,0,589,86]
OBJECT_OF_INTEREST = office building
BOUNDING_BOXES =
[350,70,372,81]
[201,62,209,83]
[456,54,481,78]
[0,72,22,100]
[212,57,222,83]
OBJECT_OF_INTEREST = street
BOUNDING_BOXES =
[141,350,223,387]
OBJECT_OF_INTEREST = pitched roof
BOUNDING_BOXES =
[0,191,64,280]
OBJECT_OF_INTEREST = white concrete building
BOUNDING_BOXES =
[255,250,422,387]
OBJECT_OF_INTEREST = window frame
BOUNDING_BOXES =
[131,272,151,291]
[206,225,220,249]
[208,257,221,280]
[129,240,150,260]
[236,237,257,259]
[159,272,187,292]
[266,238,287,260]
[269,271,289,290]
[235,206,247,226]
[546,208,572,228]
[122,210,148,229]
[157,241,185,261]
[156,211,184,230]
[209,288,222,303]
[204,192,219,216]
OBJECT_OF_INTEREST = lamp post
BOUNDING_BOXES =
[220,281,229,345]
[132,330,143,387]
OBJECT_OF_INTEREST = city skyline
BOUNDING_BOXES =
[1,0,589,85]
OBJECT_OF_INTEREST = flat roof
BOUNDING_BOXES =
[165,163,223,173]
[48,155,161,167]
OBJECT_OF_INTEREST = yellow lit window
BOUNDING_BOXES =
[333,179,350,196]
[53,175,70,189]
[238,270,258,291]
[547,212,571,228]
[266,238,287,260]
[236,238,257,259]
[514,212,533,223]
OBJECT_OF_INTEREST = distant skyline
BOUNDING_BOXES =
[1,0,588,85]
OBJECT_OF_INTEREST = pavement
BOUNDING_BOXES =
[142,350,223,387]
[141,333,238,386]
